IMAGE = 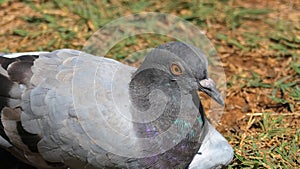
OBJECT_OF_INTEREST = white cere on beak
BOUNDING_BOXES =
[199,78,215,89]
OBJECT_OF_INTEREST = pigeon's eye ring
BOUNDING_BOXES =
[170,63,183,75]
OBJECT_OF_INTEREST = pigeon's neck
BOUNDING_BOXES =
[129,68,182,136]
[128,68,204,167]
[130,68,179,108]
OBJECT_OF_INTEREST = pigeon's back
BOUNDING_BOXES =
[0,50,137,168]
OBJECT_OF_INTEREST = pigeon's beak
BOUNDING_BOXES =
[198,78,224,106]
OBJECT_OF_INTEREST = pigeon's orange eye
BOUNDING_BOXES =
[171,63,183,75]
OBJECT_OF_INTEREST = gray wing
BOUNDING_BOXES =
[0,49,136,169]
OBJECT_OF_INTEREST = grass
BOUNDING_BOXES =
[0,0,299,168]
[229,113,299,168]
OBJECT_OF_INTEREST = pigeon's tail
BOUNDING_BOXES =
[0,53,39,110]
[0,53,41,143]
[0,52,45,168]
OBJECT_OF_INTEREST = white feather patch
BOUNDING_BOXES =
[0,65,8,76]
[188,122,234,169]
[1,52,49,58]
[0,136,12,148]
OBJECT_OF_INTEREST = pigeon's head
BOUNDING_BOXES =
[134,41,224,106]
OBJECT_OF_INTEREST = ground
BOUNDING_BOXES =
[0,0,299,168]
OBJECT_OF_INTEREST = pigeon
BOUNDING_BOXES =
[0,42,233,169]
